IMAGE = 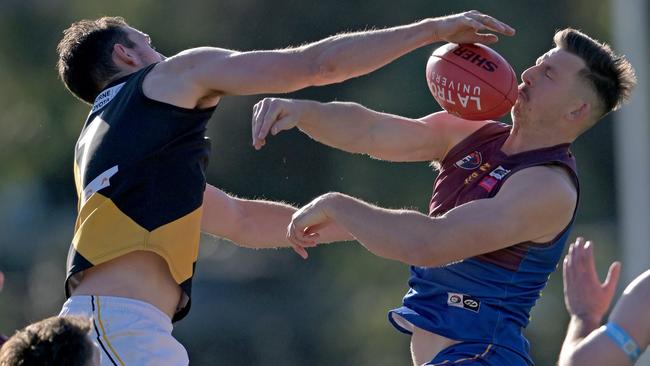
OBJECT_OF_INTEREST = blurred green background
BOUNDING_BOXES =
[0,1,633,365]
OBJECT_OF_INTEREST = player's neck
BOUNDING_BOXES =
[100,66,143,90]
[501,124,572,155]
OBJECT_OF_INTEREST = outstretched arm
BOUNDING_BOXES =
[251,98,488,162]
[201,184,352,258]
[151,11,514,106]
[286,165,577,267]
[559,239,649,366]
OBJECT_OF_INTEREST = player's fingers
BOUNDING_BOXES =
[252,102,260,145]
[463,17,486,32]
[287,223,308,259]
[575,239,590,274]
[603,261,622,294]
[291,244,308,259]
[271,114,298,136]
[259,100,284,141]
[471,33,499,45]
[567,240,577,268]
[472,13,515,35]
[584,240,599,280]
[0,271,4,292]
[301,231,320,247]
[256,98,274,139]
[562,255,571,285]
[252,100,267,143]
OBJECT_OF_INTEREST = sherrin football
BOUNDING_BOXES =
[426,43,518,120]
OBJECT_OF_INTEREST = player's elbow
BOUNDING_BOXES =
[308,50,353,86]
[401,239,447,267]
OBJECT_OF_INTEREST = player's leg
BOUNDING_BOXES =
[60,295,188,366]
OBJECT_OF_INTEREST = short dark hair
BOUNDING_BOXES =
[0,316,95,366]
[57,16,135,104]
[554,28,636,116]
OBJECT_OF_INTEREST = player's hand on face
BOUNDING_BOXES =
[287,193,338,255]
[562,237,621,323]
[433,10,515,45]
[252,98,303,150]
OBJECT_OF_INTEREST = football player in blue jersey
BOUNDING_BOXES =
[253,28,636,365]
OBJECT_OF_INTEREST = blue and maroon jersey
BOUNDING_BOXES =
[388,122,579,363]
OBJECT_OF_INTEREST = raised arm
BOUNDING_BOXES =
[251,98,488,162]
[149,11,514,106]
[287,165,577,267]
[559,239,649,366]
[201,184,352,258]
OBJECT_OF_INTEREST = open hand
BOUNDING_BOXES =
[432,10,515,45]
[563,237,621,324]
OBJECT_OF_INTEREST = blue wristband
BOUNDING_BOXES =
[604,322,642,362]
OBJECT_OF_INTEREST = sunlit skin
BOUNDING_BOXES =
[65,12,519,365]
[72,11,517,322]
[505,47,596,155]
[247,37,613,365]
[559,238,650,366]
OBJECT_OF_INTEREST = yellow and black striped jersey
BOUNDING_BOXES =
[66,64,216,322]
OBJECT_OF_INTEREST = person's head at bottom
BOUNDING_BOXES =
[0,316,99,366]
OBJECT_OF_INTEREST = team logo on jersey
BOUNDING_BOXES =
[478,165,511,193]
[489,165,510,180]
[447,292,480,313]
[455,151,482,170]
[90,82,125,114]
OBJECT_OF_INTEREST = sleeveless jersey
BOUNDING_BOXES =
[388,122,579,363]
[66,64,216,322]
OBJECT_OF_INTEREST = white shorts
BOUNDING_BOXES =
[59,295,189,366]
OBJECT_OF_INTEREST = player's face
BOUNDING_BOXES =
[513,47,587,125]
[123,27,165,65]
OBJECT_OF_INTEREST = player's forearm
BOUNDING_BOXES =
[226,198,297,249]
[305,19,440,85]
[320,193,452,266]
[296,100,391,155]
[230,199,353,249]
[558,316,601,366]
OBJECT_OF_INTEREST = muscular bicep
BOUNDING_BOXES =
[359,111,488,162]
[170,47,320,96]
[427,166,578,263]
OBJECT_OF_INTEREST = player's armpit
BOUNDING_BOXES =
[421,165,577,265]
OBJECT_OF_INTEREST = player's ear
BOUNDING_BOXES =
[113,43,138,66]
[565,101,590,123]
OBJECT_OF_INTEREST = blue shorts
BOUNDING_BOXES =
[426,342,532,366]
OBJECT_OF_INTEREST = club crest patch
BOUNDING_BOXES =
[447,292,480,313]
[455,151,482,170]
